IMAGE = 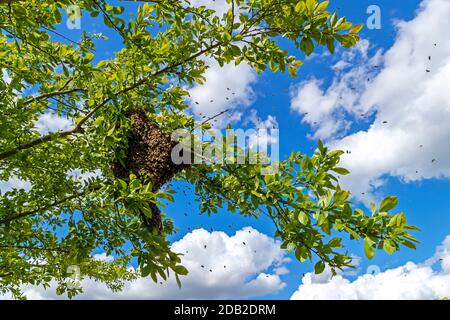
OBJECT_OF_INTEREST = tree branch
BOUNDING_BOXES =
[0,245,69,253]
[0,42,222,161]
[22,88,86,106]
[0,193,82,225]
[0,2,280,161]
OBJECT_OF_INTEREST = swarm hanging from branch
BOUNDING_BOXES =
[112,109,190,234]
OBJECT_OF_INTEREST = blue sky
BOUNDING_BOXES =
[4,0,450,299]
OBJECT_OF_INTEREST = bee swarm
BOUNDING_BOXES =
[112,109,190,234]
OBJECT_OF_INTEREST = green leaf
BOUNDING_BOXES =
[295,246,308,262]
[300,37,314,56]
[328,237,342,248]
[298,211,310,225]
[142,265,152,277]
[264,174,275,185]
[150,271,157,283]
[336,21,352,31]
[349,23,364,34]
[306,0,317,14]
[383,240,396,254]
[173,265,188,276]
[364,237,376,260]
[379,196,398,212]
[118,179,127,190]
[158,192,175,202]
[326,37,335,54]
[92,115,104,127]
[400,239,417,250]
[331,167,350,175]
[370,202,377,215]
[334,190,349,202]
[141,205,153,218]
[295,1,306,13]
[142,2,154,14]
[330,12,337,26]
[286,242,296,252]
[316,1,329,12]
[314,260,326,274]
[318,139,325,153]
[288,65,298,78]
[175,273,182,288]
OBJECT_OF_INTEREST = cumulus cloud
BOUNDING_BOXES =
[245,109,279,150]
[188,58,257,127]
[189,0,230,17]
[291,235,450,300]
[2,69,11,85]
[35,113,74,135]
[93,253,114,263]
[184,2,257,128]
[0,176,32,194]
[4,227,288,300]
[291,0,450,199]
[290,39,382,140]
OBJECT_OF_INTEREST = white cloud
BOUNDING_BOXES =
[0,167,100,198]
[274,266,289,276]
[245,109,279,150]
[4,227,288,300]
[67,169,102,185]
[0,176,32,194]
[185,2,258,128]
[291,0,450,199]
[291,235,450,300]
[35,113,73,135]
[290,40,381,140]
[2,69,11,85]
[342,255,363,277]
[189,0,230,17]
[93,253,114,263]
[188,58,257,127]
